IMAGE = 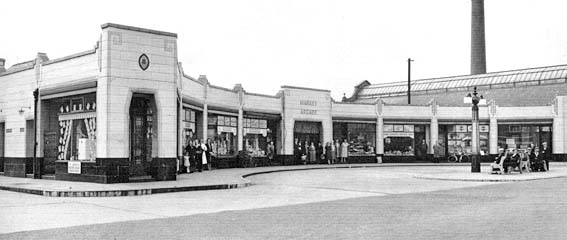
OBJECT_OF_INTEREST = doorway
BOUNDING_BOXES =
[129,94,154,177]
[293,121,322,146]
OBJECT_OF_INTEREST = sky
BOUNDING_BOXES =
[1,0,566,99]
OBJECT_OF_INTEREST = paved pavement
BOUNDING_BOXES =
[1,162,566,197]
[1,165,567,239]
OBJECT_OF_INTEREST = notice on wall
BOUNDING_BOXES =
[68,161,81,174]
[218,126,237,135]
[384,132,414,138]
[506,138,515,145]
[456,125,468,132]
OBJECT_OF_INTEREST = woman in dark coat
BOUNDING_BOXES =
[184,140,195,173]
[325,142,333,165]
[316,142,324,164]
[195,140,203,172]
[205,138,213,171]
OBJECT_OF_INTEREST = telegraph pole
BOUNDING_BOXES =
[407,58,414,104]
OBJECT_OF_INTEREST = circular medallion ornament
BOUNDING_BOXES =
[138,53,150,71]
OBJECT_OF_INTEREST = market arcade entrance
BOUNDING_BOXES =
[293,121,322,146]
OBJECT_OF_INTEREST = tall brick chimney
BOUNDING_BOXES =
[471,0,486,75]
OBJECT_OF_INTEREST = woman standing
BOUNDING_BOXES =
[201,140,209,171]
[316,142,324,164]
[334,140,341,164]
[340,139,349,164]
[205,138,213,171]
[309,142,316,164]
[183,139,193,173]
[330,140,337,164]
[267,141,275,165]
[325,142,332,165]
[195,140,203,172]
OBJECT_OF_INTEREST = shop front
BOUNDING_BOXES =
[436,124,490,161]
[383,124,428,162]
[497,124,552,153]
[333,121,376,163]
[182,107,199,147]
[208,114,238,159]
[242,117,278,165]
[44,93,97,179]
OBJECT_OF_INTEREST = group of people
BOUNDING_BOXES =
[181,138,213,173]
[294,139,350,164]
[492,142,552,174]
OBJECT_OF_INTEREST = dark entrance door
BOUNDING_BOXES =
[130,96,153,177]
[43,131,58,175]
[293,121,322,145]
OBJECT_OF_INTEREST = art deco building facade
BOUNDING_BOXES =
[0,23,565,183]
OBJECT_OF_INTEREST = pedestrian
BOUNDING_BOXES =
[331,140,337,164]
[316,142,324,164]
[433,141,442,163]
[195,140,203,172]
[294,138,302,165]
[340,139,349,163]
[334,140,341,164]
[205,138,213,171]
[531,147,546,171]
[189,140,197,173]
[267,141,275,165]
[183,138,192,173]
[418,139,428,162]
[325,142,332,165]
[302,140,308,163]
[541,142,551,171]
[309,142,317,164]
[201,140,209,170]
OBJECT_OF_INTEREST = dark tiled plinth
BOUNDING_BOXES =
[55,158,129,184]
[3,158,30,178]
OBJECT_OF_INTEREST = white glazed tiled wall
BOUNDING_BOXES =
[332,103,375,118]
[181,77,205,101]
[0,69,36,157]
[207,87,239,109]
[41,54,98,87]
[243,94,281,113]
[97,26,177,158]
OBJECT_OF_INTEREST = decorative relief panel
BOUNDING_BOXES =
[164,39,176,52]
[109,32,122,45]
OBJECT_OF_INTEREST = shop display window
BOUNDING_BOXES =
[384,124,416,156]
[208,114,237,156]
[446,124,489,155]
[243,118,274,157]
[56,93,97,161]
[497,124,552,152]
[333,122,376,156]
[182,108,197,148]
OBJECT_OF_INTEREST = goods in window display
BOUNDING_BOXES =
[55,95,97,161]
[332,122,376,156]
[383,124,416,156]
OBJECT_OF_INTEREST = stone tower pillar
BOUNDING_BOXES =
[471,0,487,75]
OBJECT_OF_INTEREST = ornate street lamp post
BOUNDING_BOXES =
[464,86,486,172]
[33,88,41,179]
